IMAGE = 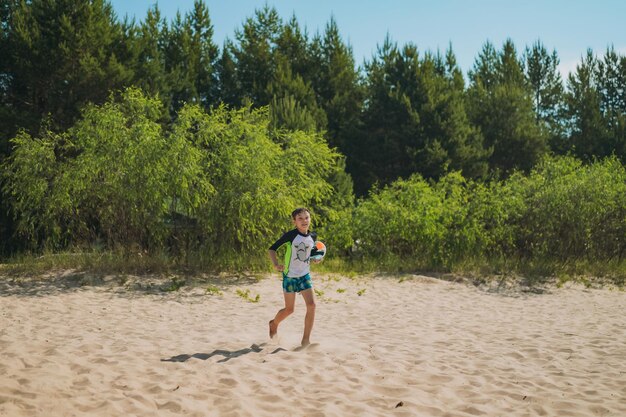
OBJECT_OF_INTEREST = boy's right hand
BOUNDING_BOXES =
[273,264,284,272]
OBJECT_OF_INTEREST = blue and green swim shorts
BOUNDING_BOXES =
[282,273,313,293]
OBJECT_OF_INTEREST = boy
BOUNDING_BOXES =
[268,207,320,347]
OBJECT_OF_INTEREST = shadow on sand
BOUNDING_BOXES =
[161,343,287,363]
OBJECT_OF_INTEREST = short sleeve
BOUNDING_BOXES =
[269,230,295,251]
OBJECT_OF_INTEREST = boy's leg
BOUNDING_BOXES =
[300,288,316,346]
[269,292,296,338]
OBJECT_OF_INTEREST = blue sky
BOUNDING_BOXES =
[109,0,626,77]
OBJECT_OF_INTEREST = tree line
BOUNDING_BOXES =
[1,0,626,268]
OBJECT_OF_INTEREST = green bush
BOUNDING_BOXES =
[504,155,626,261]
[353,172,486,267]
[1,88,342,265]
[349,156,626,269]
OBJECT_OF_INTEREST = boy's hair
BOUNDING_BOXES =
[291,207,310,219]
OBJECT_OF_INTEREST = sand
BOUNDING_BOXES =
[1,272,625,417]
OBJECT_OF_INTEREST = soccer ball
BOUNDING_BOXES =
[310,241,326,261]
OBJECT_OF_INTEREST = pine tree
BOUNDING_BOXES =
[316,17,362,150]
[354,38,490,194]
[467,39,548,175]
[268,59,326,132]
[595,46,626,160]
[497,40,526,86]
[565,49,610,160]
[275,14,315,82]
[164,1,218,113]
[133,4,170,112]
[216,40,240,107]
[596,46,625,116]
[231,5,282,106]
[165,11,193,114]
[468,41,499,91]
[523,41,566,152]
[2,0,132,138]
[354,37,412,193]
[439,45,491,180]
[269,15,326,132]
[188,0,219,108]
[0,0,20,155]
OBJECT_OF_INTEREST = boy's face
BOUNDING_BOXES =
[293,211,310,233]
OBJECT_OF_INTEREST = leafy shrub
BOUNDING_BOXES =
[349,155,626,268]
[503,155,626,261]
[353,172,487,267]
[2,88,342,266]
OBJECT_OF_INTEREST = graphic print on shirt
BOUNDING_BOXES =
[269,229,317,278]
[294,242,310,262]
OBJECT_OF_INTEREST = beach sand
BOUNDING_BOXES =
[1,272,625,416]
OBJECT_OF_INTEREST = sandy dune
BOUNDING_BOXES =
[1,272,625,416]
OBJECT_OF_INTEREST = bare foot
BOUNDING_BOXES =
[294,340,312,351]
[269,320,277,338]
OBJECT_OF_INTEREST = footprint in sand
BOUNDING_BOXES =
[218,378,238,387]
[293,343,320,352]
[156,401,182,412]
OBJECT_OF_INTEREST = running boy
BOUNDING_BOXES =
[268,207,320,347]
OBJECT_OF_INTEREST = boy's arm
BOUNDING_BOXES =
[269,230,294,272]
[268,250,284,271]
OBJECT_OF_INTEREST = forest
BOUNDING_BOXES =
[1,1,625,281]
